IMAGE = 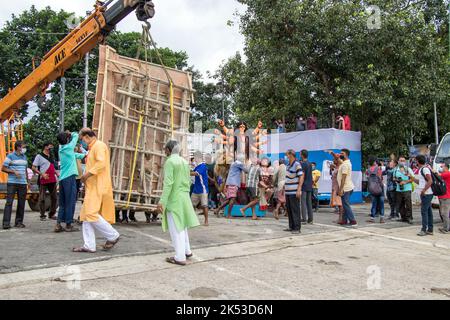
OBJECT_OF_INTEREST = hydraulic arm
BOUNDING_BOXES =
[0,0,155,121]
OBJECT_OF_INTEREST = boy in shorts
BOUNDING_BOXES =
[191,152,209,226]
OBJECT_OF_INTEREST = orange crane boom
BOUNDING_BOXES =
[0,0,155,121]
[0,0,155,186]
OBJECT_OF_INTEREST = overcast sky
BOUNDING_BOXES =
[0,0,246,78]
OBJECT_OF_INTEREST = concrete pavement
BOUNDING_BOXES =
[1,201,449,300]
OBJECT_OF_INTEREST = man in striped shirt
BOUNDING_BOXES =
[240,157,261,220]
[2,141,29,229]
[284,149,304,234]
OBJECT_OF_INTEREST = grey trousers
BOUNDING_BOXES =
[440,199,450,231]
[301,191,313,222]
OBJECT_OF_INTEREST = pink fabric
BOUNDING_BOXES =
[277,188,286,203]
[344,115,351,131]
[307,116,317,130]
[225,185,239,199]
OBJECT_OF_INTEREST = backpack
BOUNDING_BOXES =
[420,167,447,197]
[368,166,383,196]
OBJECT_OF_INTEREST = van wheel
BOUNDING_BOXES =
[28,199,40,212]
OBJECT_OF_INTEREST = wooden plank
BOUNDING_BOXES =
[93,45,193,211]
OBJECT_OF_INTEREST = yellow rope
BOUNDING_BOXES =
[126,115,144,208]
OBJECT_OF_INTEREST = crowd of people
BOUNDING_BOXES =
[272,113,351,133]
[1,121,449,266]
[2,129,121,253]
[364,154,450,235]
[188,143,358,232]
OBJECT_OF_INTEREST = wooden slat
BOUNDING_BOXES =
[93,45,193,211]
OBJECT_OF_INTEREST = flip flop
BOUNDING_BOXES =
[166,257,186,266]
[102,237,120,251]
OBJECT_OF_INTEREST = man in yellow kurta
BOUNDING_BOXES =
[157,140,200,266]
[73,128,120,253]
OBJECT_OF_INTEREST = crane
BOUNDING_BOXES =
[0,0,156,210]
[0,0,155,120]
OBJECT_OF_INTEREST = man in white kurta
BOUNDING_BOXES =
[157,140,200,266]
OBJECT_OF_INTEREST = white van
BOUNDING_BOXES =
[431,133,450,206]
[434,133,450,168]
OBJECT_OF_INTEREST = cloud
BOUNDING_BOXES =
[0,0,245,78]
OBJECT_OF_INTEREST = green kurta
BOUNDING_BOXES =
[159,154,200,232]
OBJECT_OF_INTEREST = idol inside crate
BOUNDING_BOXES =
[223,205,267,218]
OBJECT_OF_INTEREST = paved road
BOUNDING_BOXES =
[1,201,449,300]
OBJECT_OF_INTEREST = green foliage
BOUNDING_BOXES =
[222,0,449,157]
[0,6,210,159]
[105,31,189,69]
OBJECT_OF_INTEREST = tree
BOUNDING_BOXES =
[106,31,189,69]
[0,6,195,159]
[223,0,449,157]
[0,6,88,158]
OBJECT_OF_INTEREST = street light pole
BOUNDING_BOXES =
[434,102,439,144]
[221,76,225,122]
[83,53,89,128]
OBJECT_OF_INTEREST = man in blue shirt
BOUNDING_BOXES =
[2,141,29,229]
[191,152,210,226]
[300,149,314,224]
[213,154,246,218]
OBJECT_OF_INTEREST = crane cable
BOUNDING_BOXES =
[126,22,175,208]
[138,21,175,137]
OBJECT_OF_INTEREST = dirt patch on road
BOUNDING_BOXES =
[189,287,221,299]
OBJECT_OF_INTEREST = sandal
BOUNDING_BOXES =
[186,253,193,259]
[65,225,80,232]
[102,237,120,251]
[54,224,65,233]
[166,257,186,266]
[73,247,96,253]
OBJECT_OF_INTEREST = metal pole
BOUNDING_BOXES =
[60,77,66,132]
[83,53,89,128]
[221,77,225,122]
[222,99,225,122]
[434,102,439,144]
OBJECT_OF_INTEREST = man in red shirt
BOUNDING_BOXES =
[438,162,450,234]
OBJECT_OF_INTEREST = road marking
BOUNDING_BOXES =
[121,227,172,245]
[313,222,448,248]
[237,228,273,235]
[192,254,301,299]
[0,229,30,234]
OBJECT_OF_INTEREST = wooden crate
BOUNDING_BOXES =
[93,45,193,211]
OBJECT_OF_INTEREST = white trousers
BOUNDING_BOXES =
[82,215,120,252]
[167,212,192,262]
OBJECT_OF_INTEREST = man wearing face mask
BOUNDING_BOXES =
[32,142,58,221]
[337,149,357,226]
[393,156,414,224]
[2,141,29,229]
[437,163,450,234]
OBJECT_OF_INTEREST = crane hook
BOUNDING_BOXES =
[136,0,155,22]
